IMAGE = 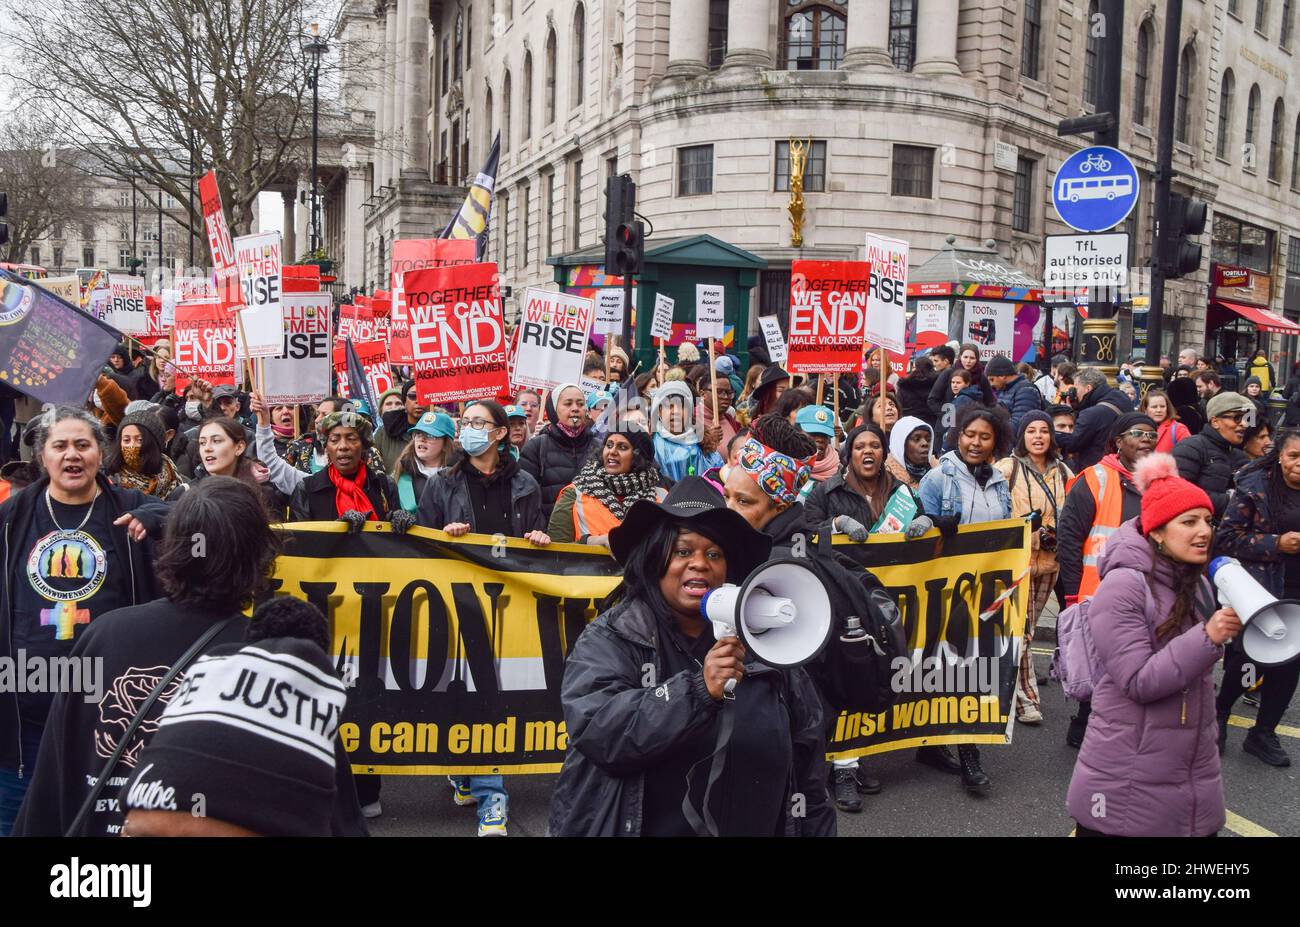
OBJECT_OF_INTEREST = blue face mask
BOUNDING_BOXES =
[459,427,493,457]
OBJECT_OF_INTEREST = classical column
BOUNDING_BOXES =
[343,168,367,287]
[722,0,772,69]
[389,0,408,184]
[403,0,430,176]
[842,0,894,71]
[374,0,391,188]
[912,0,961,76]
[666,0,710,78]
[281,190,297,258]
[381,0,400,187]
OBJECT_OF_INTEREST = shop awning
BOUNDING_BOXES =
[1215,300,1300,336]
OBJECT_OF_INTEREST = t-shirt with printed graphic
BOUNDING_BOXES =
[11,494,127,726]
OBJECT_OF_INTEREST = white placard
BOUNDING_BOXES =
[160,289,180,329]
[758,315,787,365]
[695,284,724,340]
[233,230,283,313]
[107,274,147,334]
[962,300,1016,361]
[864,234,908,355]
[262,292,332,404]
[595,288,625,335]
[915,299,949,337]
[1043,233,1130,289]
[513,288,594,391]
[651,292,674,341]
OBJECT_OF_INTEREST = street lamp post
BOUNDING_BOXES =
[305,23,329,256]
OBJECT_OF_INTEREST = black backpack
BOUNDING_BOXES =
[801,530,906,715]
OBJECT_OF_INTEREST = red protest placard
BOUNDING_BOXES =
[282,264,322,293]
[198,171,241,311]
[337,305,376,342]
[172,300,236,390]
[403,261,509,405]
[333,340,394,401]
[390,239,475,363]
[787,260,872,374]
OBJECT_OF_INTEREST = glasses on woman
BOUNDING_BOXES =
[405,391,419,401]
[459,417,495,430]
[1123,429,1159,441]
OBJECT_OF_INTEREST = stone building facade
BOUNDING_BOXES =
[338,0,1300,364]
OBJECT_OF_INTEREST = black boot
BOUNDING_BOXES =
[958,744,989,793]
[855,767,882,795]
[832,768,863,812]
[1217,710,1230,755]
[1243,728,1291,767]
[915,745,961,774]
[1066,700,1091,749]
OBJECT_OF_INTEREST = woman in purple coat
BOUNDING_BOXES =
[1067,453,1244,837]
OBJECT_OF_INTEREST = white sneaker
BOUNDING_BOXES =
[1018,706,1043,725]
[361,801,383,819]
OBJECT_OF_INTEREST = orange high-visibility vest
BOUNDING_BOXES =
[571,487,622,540]
[1076,463,1125,601]
[0,480,10,505]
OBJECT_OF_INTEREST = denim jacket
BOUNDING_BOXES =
[917,451,1011,524]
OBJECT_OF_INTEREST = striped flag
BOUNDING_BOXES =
[440,133,500,261]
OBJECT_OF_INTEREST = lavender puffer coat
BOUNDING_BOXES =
[1065,518,1226,837]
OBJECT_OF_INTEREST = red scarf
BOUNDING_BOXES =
[328,465,378,520]
[1099,453,1133,481]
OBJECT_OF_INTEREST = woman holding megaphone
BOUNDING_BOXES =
[1212,429,1300,767]
[547,476,832,837]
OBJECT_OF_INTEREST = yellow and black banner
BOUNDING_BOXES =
[271,519,1029,775]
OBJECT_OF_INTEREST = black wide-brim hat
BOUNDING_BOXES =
[609,476,772,584]
[752,364,804,402]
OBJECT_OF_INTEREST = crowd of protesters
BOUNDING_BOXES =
[0,330,1295,839]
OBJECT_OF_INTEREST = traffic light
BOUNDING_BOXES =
[603,174,636,275]
[1160,192,1207,280]
[0,192,8,248]
[611,221,644,276]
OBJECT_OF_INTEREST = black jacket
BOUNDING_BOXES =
[288,465,400,522]
[1171,426,1249,518]
[0,474,168,773]
[897,372,937,427]
[546,598,829,836]
[1056,460,1142,598]
[927,365,994,420]
[416,464,545,536]
[519,425,600,519]
[1054,382,1132,470]
[804,471,909,535]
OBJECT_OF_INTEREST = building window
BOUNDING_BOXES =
[677,145,714,196]
[442,36,450,92]
[81,222,95,240]
[1269,99,1285,182]
[1256,0,1269,33]
[543,171,555,257]
[570,157,583,249]
[466,4,473,69]
[1012,156,1035,232]
[1292,113,1300,190]
[119,223,130,241]
[891,145,934,198]
[439,130,448,183]
[775,140,827,192]
[1211,213,1273,272]
[573,4,586,105]
[1283,0,1295,47]
[485,88,493,147]
[781,2,847,70]
[1288,236,1300,276]
[82,248,94,267]
[544,29,557,125]
[500,191,510,274]
[29,247,39,266]
[1216,70,1235,160]
[1229,0,1240,14]
[118,247,131,268]
[1245,83,1261,171]
[1175,44,1194,144]
[1084,0,1101,107]
[520,183,530,268]
[502,72,511,152]
[117,191,129,208]
[889,0,917,71]
[455,13,463,79]
[1134,22,1152,125]
[708,0,728,68]
[522,52,532,141]
[53,247,63,267]
[1021,0,1041,80]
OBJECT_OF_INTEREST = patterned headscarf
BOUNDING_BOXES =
[737,436,813,507]
[318,410,374,446]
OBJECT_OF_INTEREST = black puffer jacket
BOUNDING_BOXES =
[1054,382,1132,470]
[546,597,830,837]
[416,462,545,536]
[897,372,937,427]
[804,470,910,534]
[1171,426,1249,518]
[287,465,400,522]
[519,424,599,519]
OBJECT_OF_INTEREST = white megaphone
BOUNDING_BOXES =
[1208,557,1300,667]
[700,558,834,695]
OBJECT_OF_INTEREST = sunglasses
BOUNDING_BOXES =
[1122,429,1159,441]
[405,391,419,400]
[1217,411,1248,423]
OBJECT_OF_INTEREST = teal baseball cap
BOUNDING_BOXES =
[504,404,528,420]
[795,404,836,438]
[409,410,456,438]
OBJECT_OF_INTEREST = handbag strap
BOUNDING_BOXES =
[65,615,239,837]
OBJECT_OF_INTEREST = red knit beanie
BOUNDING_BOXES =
[1133,452,1213,534]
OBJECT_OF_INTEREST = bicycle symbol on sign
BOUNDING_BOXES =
[1077,153,1112,174]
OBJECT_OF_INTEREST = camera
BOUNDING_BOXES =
[1038,526,1058,552]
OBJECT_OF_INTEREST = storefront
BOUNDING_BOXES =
[1206,214,1299,380]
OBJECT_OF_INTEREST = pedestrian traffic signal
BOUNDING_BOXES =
[610,221,644,277]
[603,174,636,275]
[1160,193,1207,280]
[0,192,8,248]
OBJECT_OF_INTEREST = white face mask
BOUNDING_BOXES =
[92,391,104,410]
[185,400,201,418]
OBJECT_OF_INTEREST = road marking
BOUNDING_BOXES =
[1228,716,1300,739]
[1224,810,1278,837]
[1031,647,1054,655]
